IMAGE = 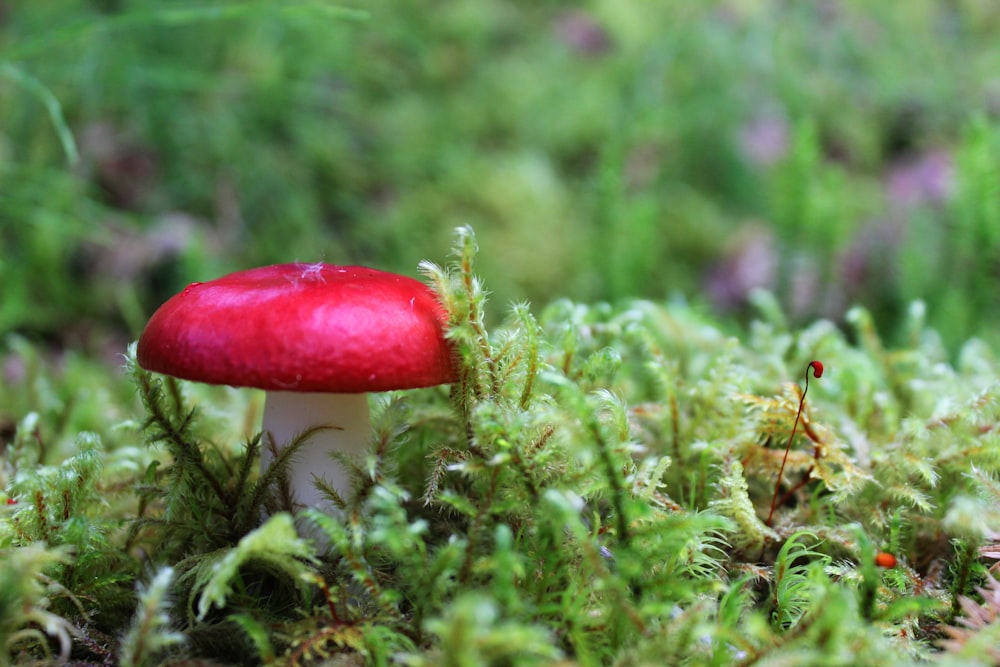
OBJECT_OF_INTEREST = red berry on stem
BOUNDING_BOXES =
[766,360,824,526]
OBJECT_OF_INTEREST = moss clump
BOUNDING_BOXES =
[3,227,1000,665]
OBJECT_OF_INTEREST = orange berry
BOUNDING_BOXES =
[875,552,897,568]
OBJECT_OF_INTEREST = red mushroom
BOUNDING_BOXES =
[137,263,455,509]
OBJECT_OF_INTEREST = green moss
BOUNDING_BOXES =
[3,227,1000,664]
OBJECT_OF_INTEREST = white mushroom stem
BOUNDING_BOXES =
[259,391,369,510]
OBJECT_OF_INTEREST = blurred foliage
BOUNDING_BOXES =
[1,0,1000,354]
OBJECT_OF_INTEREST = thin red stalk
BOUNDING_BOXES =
[766,360,823,527]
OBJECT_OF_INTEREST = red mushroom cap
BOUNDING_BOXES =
[137,263,456,393]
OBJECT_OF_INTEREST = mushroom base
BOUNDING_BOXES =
[259,391,370,510]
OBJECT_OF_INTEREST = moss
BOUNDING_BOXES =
[3,227,1000,664]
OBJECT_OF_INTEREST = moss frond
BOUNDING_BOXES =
[938,574,1000,662]
[119,567,185,667]
[190,513,318,621]
[0,545,79,667]
[709,457,778,556]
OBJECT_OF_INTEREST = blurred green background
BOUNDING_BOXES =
[2,0,999,357]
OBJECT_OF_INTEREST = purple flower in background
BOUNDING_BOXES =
[706,224,777,311]
[739,114,790,167]
[885,149,955,210]
[553,11,612,57]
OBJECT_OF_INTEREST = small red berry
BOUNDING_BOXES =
[766,359,824,526]
[5,498,16,505]
[875,552,897,568]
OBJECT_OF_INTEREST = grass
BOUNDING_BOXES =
[3,1,1000,664]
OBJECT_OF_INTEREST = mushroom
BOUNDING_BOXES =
[136,263,455,510]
